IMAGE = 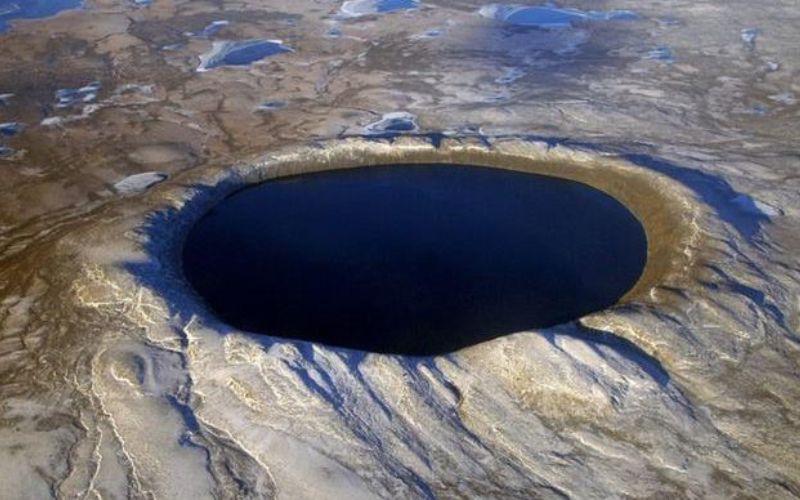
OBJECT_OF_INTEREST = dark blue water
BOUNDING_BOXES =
[255,100,288,111]
[481,4,638,29]
[220,42,287,66]
[375,0,417,13]
[506,7,585,28]
[0,0,81,32]
[0,122,21,137]
[182,164,647,355]
[202,40,291,70]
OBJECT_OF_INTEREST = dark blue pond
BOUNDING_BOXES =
[182,164,647,355]
[374,0,417,13]
[219,41,287,66]
[479,4,638,29]
[199,40,291,71]
[0,0,81,32]
[341,0,419,17]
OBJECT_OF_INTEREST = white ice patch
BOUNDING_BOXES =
[363,111,418,134]
[740,28,761,49]
[114,172,168,194]
[731,194,782,217]
[0,121,23,137]
[478,3,638,28]
[768,92,796,106]
[40,104,101,127]
[254,100,288,112]
[55,81,101,109]
[339,0,420,18]
[185,20,229,38]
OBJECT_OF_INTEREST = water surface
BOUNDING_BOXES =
[0,0,80,32]
[182,164,647,355]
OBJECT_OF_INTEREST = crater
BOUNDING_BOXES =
[181,163,648,355]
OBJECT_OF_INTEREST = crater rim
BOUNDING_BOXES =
[138,138,704,351]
